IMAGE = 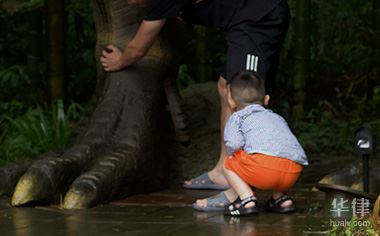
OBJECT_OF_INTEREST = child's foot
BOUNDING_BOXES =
[224,195,259,216]
[265,195,295,213]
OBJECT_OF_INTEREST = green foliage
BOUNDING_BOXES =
[286,84,380,154]
[310,0,371,75]
[307,201,323,215]
[291,109,360,154]
[277,0,375,102]
[0,65,31,88]
[0,0,377,162]
[328,217,379,236]
[0,0,44,14]
[65,0,97,101]
[373,86,380,106]
[177,64,195,90]
[0,101,26,118]
[0,17,29,65]
[0,0,93,166]
[0,0,96,103]
[0,101,84,166]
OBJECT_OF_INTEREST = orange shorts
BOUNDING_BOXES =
[224,150,303,192]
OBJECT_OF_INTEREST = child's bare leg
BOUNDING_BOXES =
[272,191,293,207]
[223,167,256,208]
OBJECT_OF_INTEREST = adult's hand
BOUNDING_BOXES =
[100,45,125,72]
[100,20,166,72]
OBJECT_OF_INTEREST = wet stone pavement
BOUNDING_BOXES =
[0,155,364,236]
[0,190,329,236]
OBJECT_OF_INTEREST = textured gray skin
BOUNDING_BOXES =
[0,161,31,196]
[8,0,181,208]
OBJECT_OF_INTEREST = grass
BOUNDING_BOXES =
[328,196,380,236]
[0,100,84,166]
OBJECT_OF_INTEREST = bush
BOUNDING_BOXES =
[0,101,84,166]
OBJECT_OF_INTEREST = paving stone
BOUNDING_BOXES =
[0,154,369,235]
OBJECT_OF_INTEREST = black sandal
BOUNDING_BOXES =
[265,195,295,213]
[224,196,259,216]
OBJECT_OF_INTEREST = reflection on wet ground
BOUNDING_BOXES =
[0,189,330,235]
[0,195,329,236]
[0,155,362,235]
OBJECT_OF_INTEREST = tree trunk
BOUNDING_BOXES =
[26,9,45,101]
[292,0,310,120]
[47,0,66,101]
[3,0,181,209]
[194,26,213,83]
[27,10,41,85]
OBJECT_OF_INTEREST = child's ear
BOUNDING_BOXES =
[264,95,270,106]
[227,87,238,112]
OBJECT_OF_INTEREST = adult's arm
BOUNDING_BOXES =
[100,19,166,71]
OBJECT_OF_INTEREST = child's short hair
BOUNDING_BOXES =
[229,71,266,106]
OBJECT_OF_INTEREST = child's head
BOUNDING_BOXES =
[227,71,270,111]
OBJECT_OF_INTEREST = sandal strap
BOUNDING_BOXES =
[225,195,259,216]
[241,196,257,206]
[273,195,292,206]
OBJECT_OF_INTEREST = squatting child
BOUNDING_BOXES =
[220,71,308,216]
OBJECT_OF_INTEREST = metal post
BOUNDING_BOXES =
[362,154,370,193]
[355,126,373,193]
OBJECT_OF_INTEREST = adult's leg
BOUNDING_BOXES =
[244,0,291,95]
[186,2,291,190]
[208,76,230,184]
[184,76,230,187]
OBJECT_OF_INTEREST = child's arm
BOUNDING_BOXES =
[224,114,245,155]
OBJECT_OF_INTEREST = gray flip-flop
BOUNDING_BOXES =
[183,173,230,190]
[192,192,230,212]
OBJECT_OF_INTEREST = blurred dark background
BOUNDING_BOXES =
[0,0,379,165]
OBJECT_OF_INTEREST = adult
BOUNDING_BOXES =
[100,0,290,207]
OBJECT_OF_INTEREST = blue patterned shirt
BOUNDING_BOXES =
[224,104,308,166]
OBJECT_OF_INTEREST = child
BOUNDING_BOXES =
[222,71,308,216]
